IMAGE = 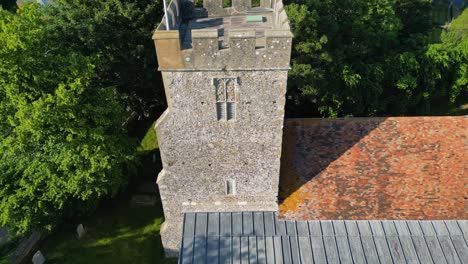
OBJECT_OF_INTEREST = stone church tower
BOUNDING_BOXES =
[152,0,292,255]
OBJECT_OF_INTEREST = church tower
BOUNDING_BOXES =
[152,0,292,255]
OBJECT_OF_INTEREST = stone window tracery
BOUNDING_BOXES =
[214,78,237,121]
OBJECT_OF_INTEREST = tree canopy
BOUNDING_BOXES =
[425,8,468,104]
[46,0,165,116]
[0,4,135,234]
[285,0,467,117]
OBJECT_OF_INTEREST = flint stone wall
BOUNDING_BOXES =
[156,70,288,255]
[183,29,292,70]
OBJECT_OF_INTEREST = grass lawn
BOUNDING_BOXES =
[39,197,176,264]
[0,237,19,264]
[137,121,158,153]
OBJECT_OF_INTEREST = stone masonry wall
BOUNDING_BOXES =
[279,117,467,221]
[153,28,293,71]
[181,29,292,70]
[156,70,288,255]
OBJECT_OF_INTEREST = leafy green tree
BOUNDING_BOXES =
[285,0,466,117]
[0,4,135,234]
[286,0,403,117]
[46,0,165,116]
[0,0,17,12]
[424,8,468,107]
[395,0,433,38]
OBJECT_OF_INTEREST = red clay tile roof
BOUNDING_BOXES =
[279,117,467,220]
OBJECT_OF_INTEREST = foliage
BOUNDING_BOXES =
[0,4,135,235]
[285,0,467,117]
[195,0,203,7]
[46,0,165,116]
[0,0,16,12]
[40,198,176,264]
[223,0,232,8]
[425,9,468,104]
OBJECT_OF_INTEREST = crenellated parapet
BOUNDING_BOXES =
[153,0,292,71]
[202,0,272,16]
[183,28,292,70]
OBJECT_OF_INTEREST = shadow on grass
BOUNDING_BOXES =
[136,149,162,181]
[40,197,176,264]
[0,236,21,264]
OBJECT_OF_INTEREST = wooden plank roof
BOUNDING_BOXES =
[179,212,468,264]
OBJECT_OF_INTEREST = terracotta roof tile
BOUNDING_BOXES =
[279,117,467,220]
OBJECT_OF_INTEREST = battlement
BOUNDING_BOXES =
[152,0,292,70]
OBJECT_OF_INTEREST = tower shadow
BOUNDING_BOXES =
[278,118,385,203]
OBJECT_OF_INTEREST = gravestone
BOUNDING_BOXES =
[135,182,158,194]
[131,195,157,206]
[76,224,86,239]
[10,231,43,264]
[32,250,45,264]
[0,227,9,246]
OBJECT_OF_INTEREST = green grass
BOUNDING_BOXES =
[0,239,18,264]
[0,228,22,264]
[0,253,10,263]
[136,121,162,181]
[137,121,158,153]
[39,198,176,264]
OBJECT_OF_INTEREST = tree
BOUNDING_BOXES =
[285,0,403,117]
[285,0,466,117]
[0,0,17,12]
[395,0,433,38]
[424,8,468,107]
[0,4,135,234]
[45,0,165,116]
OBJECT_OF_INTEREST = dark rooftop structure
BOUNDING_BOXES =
[179,212,468,264]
